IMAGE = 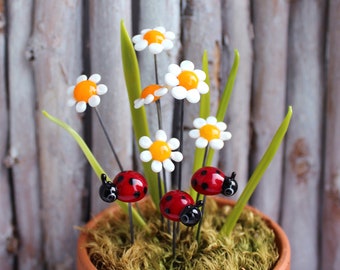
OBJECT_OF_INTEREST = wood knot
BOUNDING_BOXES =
[289,138,311,184]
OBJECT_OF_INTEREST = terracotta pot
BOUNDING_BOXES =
[77,197,290,270]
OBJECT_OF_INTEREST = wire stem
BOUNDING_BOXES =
[128,202,134,244]
[94,107,124,171]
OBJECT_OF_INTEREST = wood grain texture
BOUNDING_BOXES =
[7,1,42,269]
[89,0,133,215]
[281,1,326,269]
[32,1,85,268]
[181,0,222,189]
[322,0,340,268]
[219,0,253,200]
[250,0,289,221]
[0,1,14,269]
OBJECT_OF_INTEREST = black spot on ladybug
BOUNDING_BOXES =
[216,169,222,175]
[165,208,171,214]
[134,191,141,198]
[117,175,124,183]
[165,195,173,201]
[192,179,198,186]
[129,178,134,185]
[202,183,209,190]
[181,195,187,200]
[143,187,147,194]
[201,170,207,176]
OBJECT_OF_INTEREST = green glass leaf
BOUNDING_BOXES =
[220,106,293,236]
[120,20,159,207]
[42,110,146,228]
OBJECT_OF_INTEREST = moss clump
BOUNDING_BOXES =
[83,198,279,270]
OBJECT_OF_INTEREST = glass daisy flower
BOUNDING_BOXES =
[164,60,209,103]
[132,26,175,54]
[134,84,168,109]
[67,74,108,113]
[139,130,183,173]
[189,116,232,150]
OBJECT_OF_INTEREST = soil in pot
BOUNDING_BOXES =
[78,197,280,270]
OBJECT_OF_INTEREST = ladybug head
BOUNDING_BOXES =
[222,172,238,197]
[179,200,204,227]
[99,174,118,203]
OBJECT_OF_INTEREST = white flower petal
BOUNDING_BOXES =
[180,60,194,71]
[67,86,75,95]
[186,89,200,103]
[155,130,167,141]
[89,74,101,83]
[209,139,224,150]
[197,81,209,94]
[141,28,151,35]
[134,98,145,109]
[163,159,175,172]
[76,101,87,113]
[139,136,153,148]
[206,116,217,125]
[140,151,152,162]
[88,95,100,107]
[216,122,227,131]
[171,86,187,100]
[167,138,180,150]
[168,64,181,76]
[151,160,163,173]
[154,87,168,97]
[171,152,183,162]
[144,94,155,104]
[220,131,232,141]
[67,99,76,107]
[154,26,165,33]
[134,40,148,51]
[132,34,142,43]
[194,69,206,81]
[195,137,208,148]
[76,75,87,83]
[165,73,179,86]
[165,31,175,40]
[188,129,200,139]
[162,39,173,50]
[149,43,163,54]
[193,118,206,129]
[97,84,108,95]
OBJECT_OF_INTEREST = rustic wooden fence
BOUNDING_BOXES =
[0,0,339,269]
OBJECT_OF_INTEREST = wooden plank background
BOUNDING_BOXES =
[0,0,338,269]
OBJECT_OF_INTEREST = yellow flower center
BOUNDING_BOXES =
[177,70,199,90]
[141,84,162,102]
[73,80,97,102]
[143,30,165,44]
[199,124,220,141]
[149,141,171,161]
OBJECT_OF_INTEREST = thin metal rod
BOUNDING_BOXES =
[128,202,134,244]
[94,107,124,171]
[172,221,177,258]
[156,100,163,130]
[177,100,184,190]
[196,195,206,242]
[154,54,159,84]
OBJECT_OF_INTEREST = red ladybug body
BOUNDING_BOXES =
[160,190,203,226]
[191,166,237,197]
[99,171,148,203]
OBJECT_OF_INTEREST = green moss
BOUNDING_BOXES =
[83,198,279,270]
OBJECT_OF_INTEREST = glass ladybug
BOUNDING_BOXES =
[99,171,148,203]
[160,190,203,226]
[191,166,238,197]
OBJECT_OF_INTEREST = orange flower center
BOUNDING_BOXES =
[73,80,97,102]
[143,30,165,44]
[141,84,162,102]
[177,71,199,90]
[199,124,220,141]
[149,141,171,161]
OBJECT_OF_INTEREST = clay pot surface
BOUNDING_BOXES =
[77,197,290,270]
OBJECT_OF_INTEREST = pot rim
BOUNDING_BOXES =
[77,197,290,270]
